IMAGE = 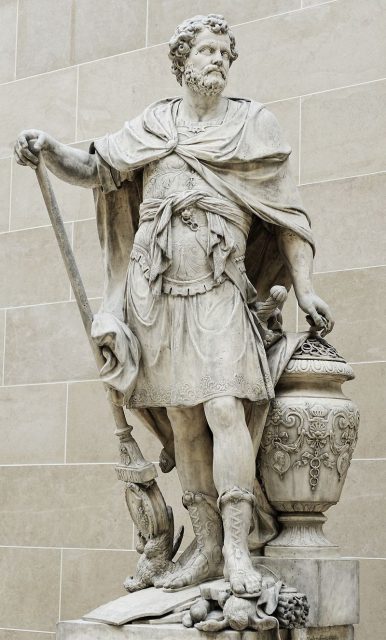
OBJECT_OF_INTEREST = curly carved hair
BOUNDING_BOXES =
[168,14,238,86]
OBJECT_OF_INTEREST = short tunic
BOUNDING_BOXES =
[124,117,274,408]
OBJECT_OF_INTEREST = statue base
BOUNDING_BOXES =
[290,627,354,639]
[57,620,354,640]
[253,557,359,629]
[55,557,358,639]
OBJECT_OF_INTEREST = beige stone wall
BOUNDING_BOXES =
[0,1,385,637]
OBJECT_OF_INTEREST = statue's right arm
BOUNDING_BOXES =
[14,129,99,188]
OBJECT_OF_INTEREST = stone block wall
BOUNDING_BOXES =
[0,1,385,638]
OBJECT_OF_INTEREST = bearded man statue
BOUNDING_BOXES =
[14,14,333,598]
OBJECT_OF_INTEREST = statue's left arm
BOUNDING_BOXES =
[277,229,334,336]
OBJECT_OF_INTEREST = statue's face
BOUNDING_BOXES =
[183,28,231,96]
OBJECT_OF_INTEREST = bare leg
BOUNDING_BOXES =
[163,405,223,589]
[167,405,216,496]
[204,396,255,495]
[204,396,262,596]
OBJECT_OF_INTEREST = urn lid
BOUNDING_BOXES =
[291,336,345,362]
[284,335,354,381]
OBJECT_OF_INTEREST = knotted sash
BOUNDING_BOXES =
[138,189,251,295]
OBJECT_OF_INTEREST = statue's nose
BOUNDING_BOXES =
[212,50,223,65]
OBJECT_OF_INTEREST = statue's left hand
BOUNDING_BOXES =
[297,292,334,336]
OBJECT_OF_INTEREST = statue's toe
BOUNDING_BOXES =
[164,573,191,590]
[245,573,262,595]
[230,574,246,595]
[229,570,262,597]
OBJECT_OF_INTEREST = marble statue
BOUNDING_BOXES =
[15,14,360,638]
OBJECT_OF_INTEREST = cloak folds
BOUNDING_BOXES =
[93,98,313,295]
[90,97,314,547]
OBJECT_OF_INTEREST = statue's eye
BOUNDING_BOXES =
[222,51,230,60]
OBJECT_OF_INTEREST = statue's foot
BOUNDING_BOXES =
[219,487,262,597]
[224,547,262,597]
[163,550,223,591]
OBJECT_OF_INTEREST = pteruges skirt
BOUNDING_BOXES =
[125,258,274,408]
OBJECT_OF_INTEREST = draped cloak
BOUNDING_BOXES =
[90,97,314,548]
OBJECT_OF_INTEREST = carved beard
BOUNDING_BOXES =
[184,62,226,96]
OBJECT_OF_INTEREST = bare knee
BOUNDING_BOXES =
[204,396,243,431]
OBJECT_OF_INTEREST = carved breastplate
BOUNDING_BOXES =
[135,153,251,295]
[142,153,218,199]
[142,155,218,287]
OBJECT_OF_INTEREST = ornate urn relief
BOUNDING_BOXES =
[258,336,359,558]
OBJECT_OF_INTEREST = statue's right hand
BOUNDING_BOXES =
[14,129,49,170]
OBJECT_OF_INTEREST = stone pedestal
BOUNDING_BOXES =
[57,559,358,640]
[291,628,354,640]
[56,620,282,639]
[55,559,359,639]
[57,620,354,640]
[254,557,359,629]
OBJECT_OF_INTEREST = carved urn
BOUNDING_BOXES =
[257,335,359,558]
